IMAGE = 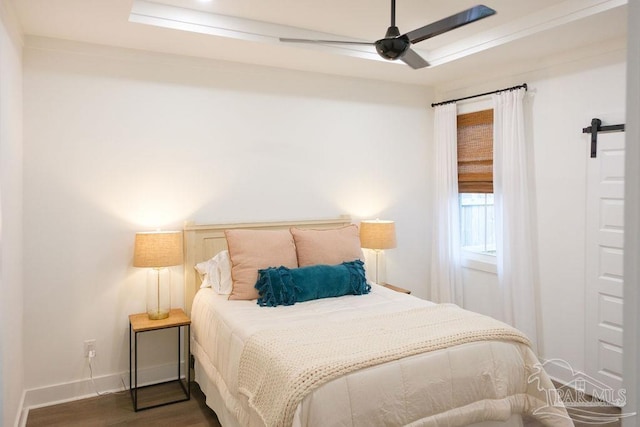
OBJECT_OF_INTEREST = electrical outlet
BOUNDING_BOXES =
[84,339,96,358]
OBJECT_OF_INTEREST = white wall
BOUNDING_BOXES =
[0,1,24,426]
[21,37,433,405]
[531,51,626,378]
[434,39,627,383]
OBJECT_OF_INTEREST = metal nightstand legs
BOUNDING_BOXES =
[129,322,191,411]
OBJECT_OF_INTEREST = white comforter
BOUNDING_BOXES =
[190,285,570,427]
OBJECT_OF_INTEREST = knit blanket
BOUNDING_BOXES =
[238,303,531,427]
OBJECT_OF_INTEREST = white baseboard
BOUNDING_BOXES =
[18,361,187,426]
[542,358,575,385]
[541,358,623,405]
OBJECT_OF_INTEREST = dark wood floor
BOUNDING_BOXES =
[552,381,622,427]
[27,381,623,426]
[26,382,221,427]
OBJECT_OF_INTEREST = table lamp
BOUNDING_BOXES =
[359,219,397,284]
[133,231,183,320]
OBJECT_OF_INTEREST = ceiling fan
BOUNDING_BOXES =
[280,1,496,69]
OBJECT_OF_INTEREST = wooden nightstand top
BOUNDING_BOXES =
[129,308,191,332]
[382,283,412,294]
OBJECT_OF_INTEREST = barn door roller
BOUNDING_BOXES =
[582,118,625,158]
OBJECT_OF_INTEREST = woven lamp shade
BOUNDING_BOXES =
[133,231,183,268]
[359,220,397,250]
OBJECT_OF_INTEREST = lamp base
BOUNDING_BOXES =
[147,309,170,320]
[146,268,171,321]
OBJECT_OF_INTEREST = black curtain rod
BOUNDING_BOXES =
[431,83,528,108]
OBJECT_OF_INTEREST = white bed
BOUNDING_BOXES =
[184,218,571,427]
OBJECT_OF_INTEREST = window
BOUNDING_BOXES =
[459,193,496,254]
[457,110,495,255]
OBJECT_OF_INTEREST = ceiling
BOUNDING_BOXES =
[10,0,628,87]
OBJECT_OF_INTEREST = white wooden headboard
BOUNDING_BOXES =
[183,216,352,315]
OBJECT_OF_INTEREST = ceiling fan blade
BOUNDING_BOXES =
[403,5,496,45]
[279,38,374,46]
[401,48,430,69]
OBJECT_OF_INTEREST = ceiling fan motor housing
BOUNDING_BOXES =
[375,34,411,60]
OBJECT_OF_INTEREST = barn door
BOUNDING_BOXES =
[585,131,625,396]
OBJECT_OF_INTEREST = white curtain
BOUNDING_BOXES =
[430,103,463,305]
[493,88,539,350]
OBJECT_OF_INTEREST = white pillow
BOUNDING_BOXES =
[195,250,233,294]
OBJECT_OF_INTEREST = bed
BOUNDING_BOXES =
[184,217,571,427]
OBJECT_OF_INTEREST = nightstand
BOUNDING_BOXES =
[129,308,191,411]
[382,283,412,294]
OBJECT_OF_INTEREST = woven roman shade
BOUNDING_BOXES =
[457,109,494,193]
